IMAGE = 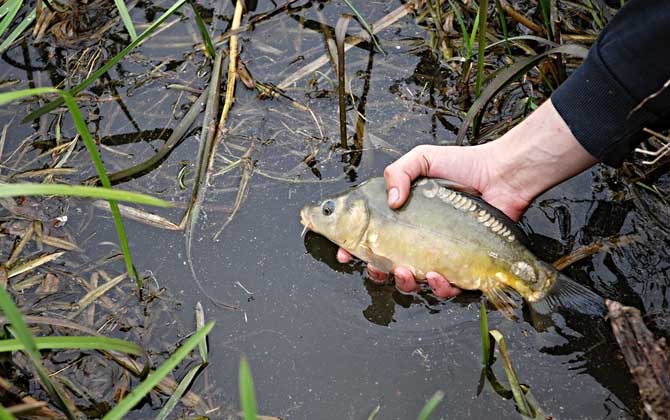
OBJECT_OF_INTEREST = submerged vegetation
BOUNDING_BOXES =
[0,0,666,418]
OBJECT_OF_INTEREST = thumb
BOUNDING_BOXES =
[383,146,433,209]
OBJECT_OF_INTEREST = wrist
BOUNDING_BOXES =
[485,99,597,202]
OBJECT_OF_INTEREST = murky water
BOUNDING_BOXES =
[2,0,669,418]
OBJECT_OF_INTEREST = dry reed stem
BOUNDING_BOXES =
[277,2,414,90]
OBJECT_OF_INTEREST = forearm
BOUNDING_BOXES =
[484,99,597,202]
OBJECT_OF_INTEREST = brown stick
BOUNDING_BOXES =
[498,0,545,35]
[607,300,670,419]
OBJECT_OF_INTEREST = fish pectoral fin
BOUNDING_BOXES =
[483,285,518,320]
[362,247,394,273]
[531,272,605,317]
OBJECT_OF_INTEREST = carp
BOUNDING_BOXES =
[300,177,604,317]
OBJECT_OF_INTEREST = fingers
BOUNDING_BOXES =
[426,272,462,298]
[338,248,461,298]
[393,266,420,293]
[366,265,388,283]
[383,146,433,209]
[336,248,353,263]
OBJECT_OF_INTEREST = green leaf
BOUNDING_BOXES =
[416,390,444,420]
[0,183,170,207]
[22,0,188,122]
[0,87,61,106]
[239,357,258,420]
[480,301,492,366]
[113,0,138,40]
[341,0,385,54]
[456,44,589,145]
[0,404,17,420]
[113,0,137,40]
[0,336,143,355]
[102,321,215,420]
[61,92,141,287]
[153,363,204,420]
[0,8,35,55]
[188,0,215,58]
[0,287,76,419]
[0,0,21,38]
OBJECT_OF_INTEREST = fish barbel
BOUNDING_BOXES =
[300,177,604,317]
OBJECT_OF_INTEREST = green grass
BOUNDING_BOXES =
[22,0,189,123]
[0,0,22,38]
[341,0,385,54]
[239,357,258,420]
[0,183,170,206]
[102,321,215,420]
[188,0,215,58]
[480,301,492,366]
[1,87,175,287]
[0,336,144,355]
[416,391,445,420]
[0,404,17,420]
[0,286,77,419]
[113,0,138,40]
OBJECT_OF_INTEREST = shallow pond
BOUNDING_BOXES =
[1,0,669,418]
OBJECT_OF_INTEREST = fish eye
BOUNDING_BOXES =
[321,200,335,216]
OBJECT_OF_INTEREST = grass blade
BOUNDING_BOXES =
[61,93,140,286]
[537,0,552,40]
[22,0,188,123]
[0,336,143,355]
[416,390,444,420]
[456,44,589,145]
[102,320,215,420]
[495,0,511,55]
[475,0,488,96]
[0,404,17,420]
[489,330,531,417]
[448,0,470,58]
[366,404,381,420]
[188,0,215,58]
[113,0,138,40]
[239,357,258,420]
[153,363,204,420]
[0,8,35,54]
[195,302,208,362]
[0,183,169,207]
[341,0,385,54]
[0,287,76,419]
[468,8,480,59]
[0,0,21,38]
[480,301,492,366]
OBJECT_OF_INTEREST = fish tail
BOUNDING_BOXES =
[531,272,605,317]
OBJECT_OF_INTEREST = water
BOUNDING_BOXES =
[1,0,668,418]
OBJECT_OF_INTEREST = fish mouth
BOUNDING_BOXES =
[299,207,313,237]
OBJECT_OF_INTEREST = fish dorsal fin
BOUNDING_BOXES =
[483,283,518,320]
[432,178,481,196]
[531,271,606,317]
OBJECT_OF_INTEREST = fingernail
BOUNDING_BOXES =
[388,187,399,206]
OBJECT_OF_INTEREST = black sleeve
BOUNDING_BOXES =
[551,0,670,167]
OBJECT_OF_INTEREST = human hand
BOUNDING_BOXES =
[338,99,598,298]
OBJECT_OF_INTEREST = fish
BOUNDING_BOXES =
[300,177,605,317]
